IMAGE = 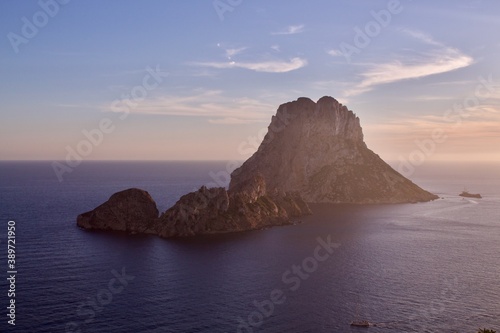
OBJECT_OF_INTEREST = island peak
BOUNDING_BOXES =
[230,95,435,204]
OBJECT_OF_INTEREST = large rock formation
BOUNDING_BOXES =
[77,96,437,238]
[230,96,437,203]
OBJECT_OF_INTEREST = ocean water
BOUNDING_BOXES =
[0,161,499,333]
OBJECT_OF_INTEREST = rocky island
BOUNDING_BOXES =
[77,96,438,237]
[459,190,482,199]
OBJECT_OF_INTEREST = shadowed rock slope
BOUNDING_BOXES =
[77,188,159,233]
[77,96,437,238]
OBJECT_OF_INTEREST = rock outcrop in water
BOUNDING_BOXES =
[230,96,437,203]
[77,188,159,233]
[77,96,437,238]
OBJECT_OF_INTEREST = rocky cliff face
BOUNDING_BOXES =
[230,96,437,203]
[77,96,437,238]
[150,175,310,237]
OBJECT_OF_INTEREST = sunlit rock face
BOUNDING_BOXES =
[230,96,438,204]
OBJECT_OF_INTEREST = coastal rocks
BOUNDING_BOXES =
[77,177,311,238]
[459,190,482,199]
[230,96,438,203]
[76,188,159,233]
[152,186,233,237]
[150,175,311,237]
[77,95,438,238]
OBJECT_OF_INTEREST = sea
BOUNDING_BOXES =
[0,161,499,333]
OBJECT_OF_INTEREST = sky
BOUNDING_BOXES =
[1,0,500,164]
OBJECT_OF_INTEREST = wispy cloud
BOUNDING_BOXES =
[192,57,307,73]
[225,47,247,59]
[272,24,305,35]
[271,45,281,52]
[326,49,343,57]
[344,32,474,96]
[406,94,457,102]
[102,89,275,124]
[402,29,443,47]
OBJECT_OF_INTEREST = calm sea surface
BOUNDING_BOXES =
[0,161,499,333]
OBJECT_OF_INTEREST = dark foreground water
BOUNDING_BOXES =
[0,161,499,333]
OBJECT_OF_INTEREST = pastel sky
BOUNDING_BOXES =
[1,0,500,163]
